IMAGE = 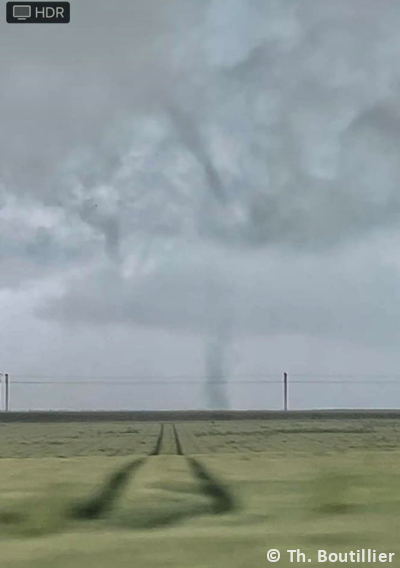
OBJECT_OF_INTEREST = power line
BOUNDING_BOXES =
[12,379,282,385]
[8,379,400,385]
[3,371,400,412]
[11,372,400,380]
[290,373,400,379]
[10,373,282,380]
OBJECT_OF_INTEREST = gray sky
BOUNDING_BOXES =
[1,0,400,410]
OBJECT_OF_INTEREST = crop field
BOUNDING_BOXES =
[2,417,400,457]
[0,422,161,458]
[1,415,400,567]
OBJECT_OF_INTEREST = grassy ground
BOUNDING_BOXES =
[2,418,400,457]
[0,419,399,566]
[177,418,400,454]
[0,422,160,457]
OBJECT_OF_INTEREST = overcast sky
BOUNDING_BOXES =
[1,0,400,410]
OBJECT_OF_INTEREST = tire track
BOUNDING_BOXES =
[172,424,183,455]
[150,423,164,456]
[173,423,204,454]
[187,457,237,514]
[151,423,182,455]
[69,423,164,520]
[39,422,237,532]
[69,458,146,520]
[173,423,237,514]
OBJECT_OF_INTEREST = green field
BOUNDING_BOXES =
[0,417,400,567]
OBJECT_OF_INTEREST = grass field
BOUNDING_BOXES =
[0,415,399,567]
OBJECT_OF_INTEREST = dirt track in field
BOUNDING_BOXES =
[69,421,237,526]
[1,409,400,422]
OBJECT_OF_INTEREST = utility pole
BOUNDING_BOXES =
[5,373,9,412]
[283,372,288,412]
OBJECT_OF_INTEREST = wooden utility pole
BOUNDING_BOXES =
[283,372,288,412]
[5,373,9,412]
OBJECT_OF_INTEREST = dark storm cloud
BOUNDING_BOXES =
[2,0,400,336]
[0,0,204,261]
[2,0,400,266]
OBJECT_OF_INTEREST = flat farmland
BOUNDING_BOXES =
[1,417,400,457]
[0,422,161,458]
[177,418,400,454]
[1,415,400,567]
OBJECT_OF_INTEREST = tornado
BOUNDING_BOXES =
[205,323,230,410]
